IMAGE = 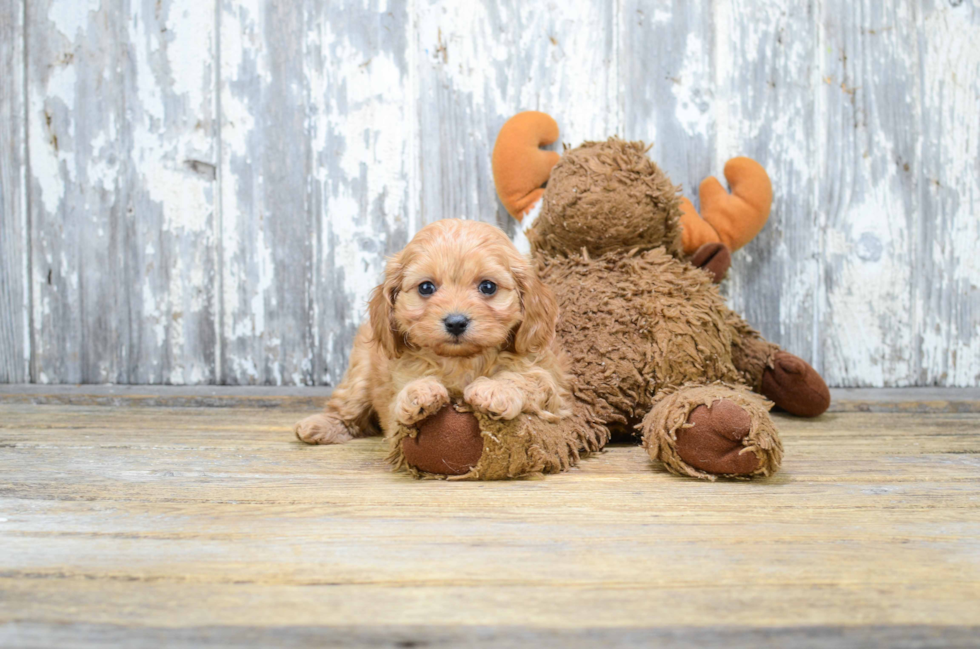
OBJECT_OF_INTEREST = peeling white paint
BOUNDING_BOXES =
[315,17,410,328]
[672,32,713,139]
[29,62,76,215]
[8,0,980,387]
[47,0,100,41]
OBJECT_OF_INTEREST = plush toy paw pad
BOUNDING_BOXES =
[401,406,484,476]
[761,351,831,417]
[690,242,731,283]
[675,400,760,476]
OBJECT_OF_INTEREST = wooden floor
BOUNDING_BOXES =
[1,396,979,647]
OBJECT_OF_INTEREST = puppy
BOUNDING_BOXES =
[294,219,568,446]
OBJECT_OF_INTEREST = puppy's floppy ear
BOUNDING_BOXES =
[512,257,559,355]
[368,253,406,358]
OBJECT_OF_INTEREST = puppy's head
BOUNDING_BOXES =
[369,219,557,358]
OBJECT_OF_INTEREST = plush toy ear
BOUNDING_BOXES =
[368,254,407,358]
[679,157,773,254]
[492,112,562,221]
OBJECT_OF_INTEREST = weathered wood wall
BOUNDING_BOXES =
[0,0,978,387]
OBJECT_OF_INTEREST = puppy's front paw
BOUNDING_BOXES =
[396,379,450,426]
[464,378,523,420]
[294,414,353,445]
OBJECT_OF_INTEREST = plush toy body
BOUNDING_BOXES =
[540,243,783,478]
[388,112,830,480]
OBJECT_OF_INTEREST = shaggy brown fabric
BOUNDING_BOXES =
[389,400,602,480]
[761,351,831,417]
[641,384,782,480]
[400,406,484,475]
[520,139,803,480]
[729,320,782,391]
[397,133,831,481]
[690,242,731,283]
[539,247,756,425]
[528,139,686,260]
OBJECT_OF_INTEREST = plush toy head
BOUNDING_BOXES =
[492,111,773,258]
[528,139,684,258]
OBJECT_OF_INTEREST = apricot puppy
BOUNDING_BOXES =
[295,219,568,446]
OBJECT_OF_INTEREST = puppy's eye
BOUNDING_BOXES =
[478,280,497,296]
[418,281,436,296]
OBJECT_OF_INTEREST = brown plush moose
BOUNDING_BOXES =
[387,111,830,480]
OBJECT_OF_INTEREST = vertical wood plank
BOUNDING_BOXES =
[416,0,619,238]
[714,1,820,367]
[917,0,980,386]
[218,0,314,385]
[815,0,920,386]
[0,0,29,383]
[26,0,218,384]
[620,1,715,197]
[305,1,417,387]
[9,0,980,388]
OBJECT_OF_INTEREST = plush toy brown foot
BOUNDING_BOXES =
[389,402,596,480]
[677,400,760,475]
[642,385,782,481]
[761,351,831,417]
[399,406,484,476]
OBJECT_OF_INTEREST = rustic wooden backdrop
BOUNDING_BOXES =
[1,0,978,388]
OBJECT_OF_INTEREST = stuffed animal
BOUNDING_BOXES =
[388,111,830,480]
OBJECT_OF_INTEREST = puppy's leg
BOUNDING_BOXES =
[393,377,450,426]
[295,327,376,445]
[294,412,354,445]
[464,368,564,421]
[464,376,524,420]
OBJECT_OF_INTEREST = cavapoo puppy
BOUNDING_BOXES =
[294,219,568,447]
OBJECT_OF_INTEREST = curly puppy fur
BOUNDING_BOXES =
[294,219,570,447]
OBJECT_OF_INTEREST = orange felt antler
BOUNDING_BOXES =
[679,157,773,254]
[492,112,561,221]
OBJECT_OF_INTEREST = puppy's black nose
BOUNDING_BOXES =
[443,313,470,337]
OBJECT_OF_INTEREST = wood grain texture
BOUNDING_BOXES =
[25,0,218,384]
[4,1,980,387]
[416,0,619,240]
[0,0,29,383]
[218,0,416,387]
[816,0,921,387]
[0,404,978,643]
[916,0,980,386]
[306,0,416,388]
[717,1,820,367]
[218,0,314,386]
[621,0,714,194]
[4,623,979,649]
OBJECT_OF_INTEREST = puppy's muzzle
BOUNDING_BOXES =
[443,313,470,337]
